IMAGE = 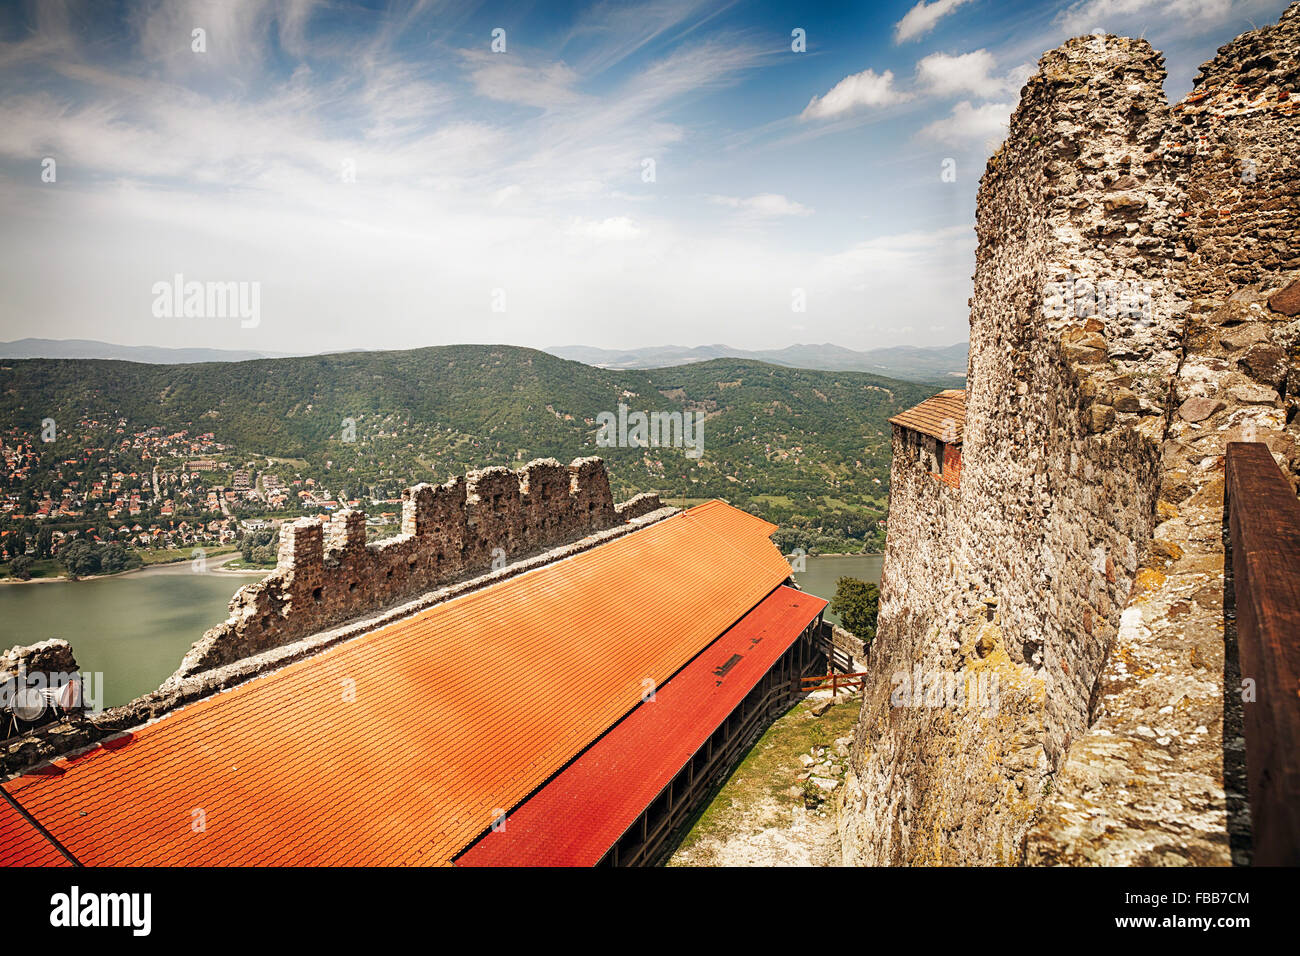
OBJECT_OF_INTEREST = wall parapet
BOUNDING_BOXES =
[175,456,647,677]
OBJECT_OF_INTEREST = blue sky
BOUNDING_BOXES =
[0,0,1291,355]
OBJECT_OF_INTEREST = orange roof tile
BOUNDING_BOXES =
[0,794,71,867]
[0,501,793,867]
[889,389,966,443]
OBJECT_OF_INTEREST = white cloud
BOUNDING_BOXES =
[460,52,583,110]
[823,225,974,274]
[894,0,974,43]
[916,100,1012,146]
[707,193,812,217]
[800,69,907,121]
[916,50,1011,99]
[566,216,642,240]
[0,0,969,353]
[1056,0,1242,34]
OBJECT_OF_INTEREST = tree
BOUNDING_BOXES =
[9,555,33,580]
[831,576,879,643]
[100,543,139,574]
[60,540,101,578]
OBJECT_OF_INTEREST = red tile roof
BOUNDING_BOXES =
[0,794,70,867]
[889,389,966,443]
[456,584,826,866]
[0,501,793,867]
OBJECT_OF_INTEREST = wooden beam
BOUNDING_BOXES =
[1225,441,1300,865]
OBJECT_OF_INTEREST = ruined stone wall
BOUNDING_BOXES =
[175,456,651,677]
[842,5,1300,866]
[1028,6,1300,865]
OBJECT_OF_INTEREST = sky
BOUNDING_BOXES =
[0,0,1292,355]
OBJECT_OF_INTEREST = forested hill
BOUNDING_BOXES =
[0,345,933,552]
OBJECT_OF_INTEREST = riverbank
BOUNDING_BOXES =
[0,550,263,585]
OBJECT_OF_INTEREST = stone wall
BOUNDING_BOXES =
[175,456,651,677]
[1027,5,1300,865]
[841,5,1300,866]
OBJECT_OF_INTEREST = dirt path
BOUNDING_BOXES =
[668,694,862,867]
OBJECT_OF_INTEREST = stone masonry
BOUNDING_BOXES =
[841,6,1300,866]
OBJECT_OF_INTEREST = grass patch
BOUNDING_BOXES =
[668,695,862,863]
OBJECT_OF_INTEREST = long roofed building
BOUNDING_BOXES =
[0,467,830,868]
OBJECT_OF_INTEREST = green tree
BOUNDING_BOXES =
[9,555,33,580]
[60,540,101,578]
[100,543,139,574]
[830,576,879,643]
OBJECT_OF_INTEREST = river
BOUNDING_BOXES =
[792,553,882,625]
[0,553,880,708]
[0,561,263,708]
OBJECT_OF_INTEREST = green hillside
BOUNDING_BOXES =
[0,345,931,553]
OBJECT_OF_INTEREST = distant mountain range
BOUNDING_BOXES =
[544,342,968,382]
[0,338,968,382]
[0,338,293,364]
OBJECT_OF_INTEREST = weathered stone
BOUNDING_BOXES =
[1177,397,1225,422]
[1267,278,1300,315]
[1237,344,1288,389]
[845,4,1300,869]
[810,699,835,717]
[1229,383,1280,404]
[1112,387,1143,413]
[1218,323,1270,350]
[1086,404,1117,433]
[179,457,643,677]
[0,639,79,680]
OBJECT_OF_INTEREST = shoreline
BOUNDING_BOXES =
[0,552,268,586]
[801,551,882,559]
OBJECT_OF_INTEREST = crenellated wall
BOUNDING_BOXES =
[841,5,1300,866]
[174,456,649,677]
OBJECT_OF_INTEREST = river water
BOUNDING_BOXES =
[0,562,263,707]
[791,553,882,625]
[0,553,881,708]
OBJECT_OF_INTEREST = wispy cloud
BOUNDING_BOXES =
[1055,0,1266,34]
[460,51,584,109]
[707,193,812,217]
[895,0,974,43]
[566,216,642,240]
[916,100,1012,146]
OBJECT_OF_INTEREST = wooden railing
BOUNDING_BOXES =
[796,670,869,696]
[1224,441,1300,866]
